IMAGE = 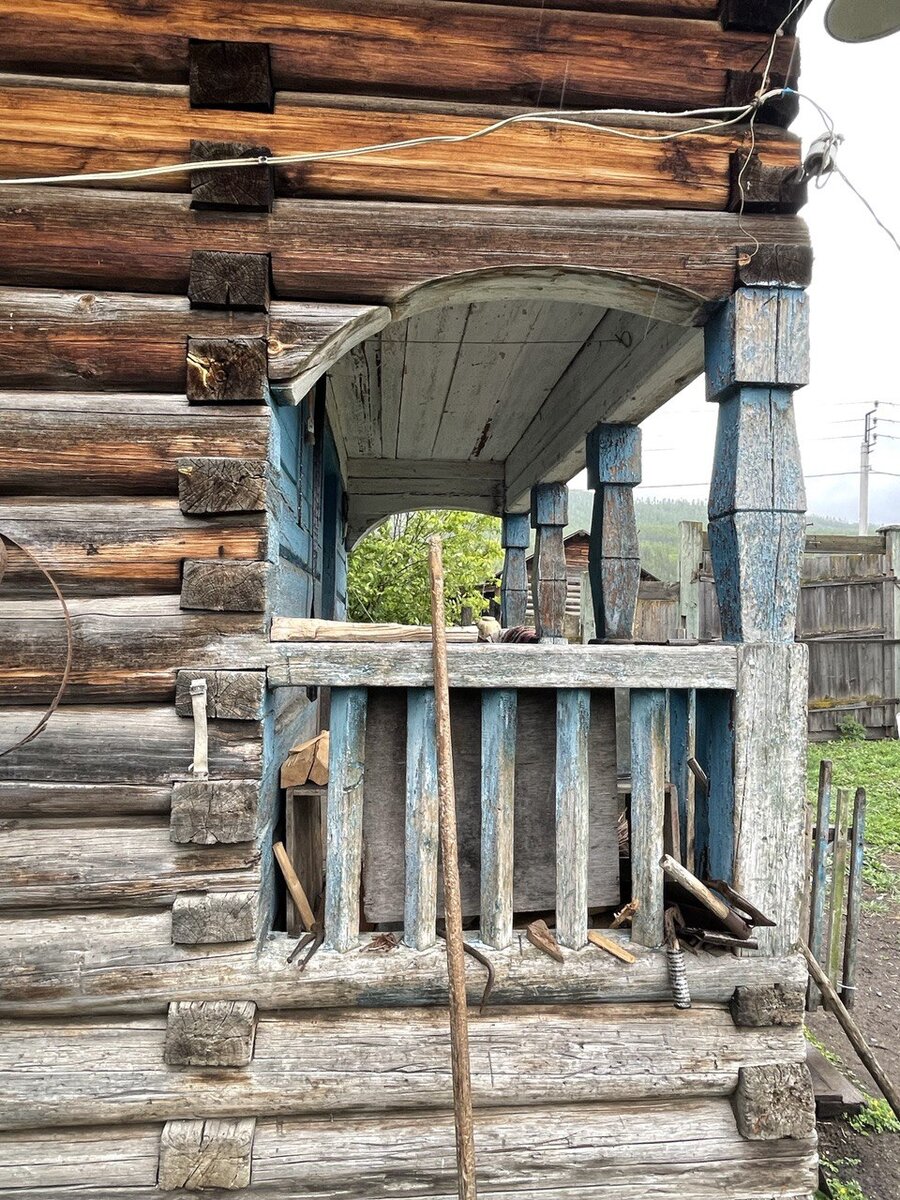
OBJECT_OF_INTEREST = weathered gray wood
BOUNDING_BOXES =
[170,781,259,845]
[630,689,667,947]
[705,287,810,403]
[177,457,268,515]
[499,512,530,629]
[530,484,569,643]
[555,689,591,949]
[731,984,805,1027]
[732,643,809,955]
[186,336,269,403]
[324,687,367,952]
[171,892,258,945]
[268,642,739,690]
[588,428,642,640]
[843,786,867,1009]
[480,689,517,950]
[728,151,807,213]
[159,1116,255,1189]
[0,781,172,819]
[404,688,439,950]
[708,388,805,520]
[189,40,273,112]
[181,559,269,612]
[0,911,809,1016]
[164,1000,258,1067]
[188,249,271,311]
[175,670,266,721]
[678,519,703,639]
[828,787,850,988]
[733,1064,816,1140]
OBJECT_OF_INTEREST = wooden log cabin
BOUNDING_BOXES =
[0,2,818,1196]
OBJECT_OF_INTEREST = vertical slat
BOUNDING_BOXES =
[827,786,849,988]
[586,422,641,642]
[500,512,530,629]
[806,757,832,1011]
[530,483,568,644]
[677,520,702,639]
[324,686,367,952]
[842,786,866,1008]
[480,689,517,950]
[630,689,667,947]
[555,688,591,949]
[694,689,734,881]
[668,689,696,865]
[404,687,439,950]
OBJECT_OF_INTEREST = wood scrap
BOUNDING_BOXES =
[271,617,476,643]
[281,731,329,788]
[705,879,776,927]
[611,899,639,929]
[660,854,753,940]
[273,840,316,932]
[587,930,636,965]
[525,918,565,963]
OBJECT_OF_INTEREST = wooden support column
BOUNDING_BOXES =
[555,689,591,950]
[499,512,529,629]
[677,519,702,640]
[629,689,666,947]
[324,687,367,952]
[530,484,568,644]
[705,285,809,643]
[881,526,900,733]
[480,689,517,950]
[586,423,641,642]
[404,688,439,951]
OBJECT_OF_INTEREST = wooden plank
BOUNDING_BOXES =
[268,643,740,690]
[286,787,325,936]
[555,689,591,948]
[630,689,667,947]
[0,391,270,496]
[479,689,517,949]
[842,787,866,1009]
[806,757,831,1011]
[0,499,263,597]
[0,7,799,111]
[404,688,440,950]
[828,787,850,989]
[271,618,476,644]
[0,286,387,394]
[806,1043,866,1119]
[324,687,367,952]
[694,688,735,881]
[0,189,811,320]
[668,689,696,866]
[0,912,809,1015]
[0,1005,808,1131]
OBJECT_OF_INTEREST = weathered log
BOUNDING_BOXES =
[171,891,260,945]
[159,1117,255,1189]
[0,1003,806,1130]
[0,189,811,318]
[185,338,268,403]
[188,250,271,311]
[177,457,268,514]
[190,139,274,213]
[732,1063,816,1140]
[0,781,172,819]
[189,40,273,112]
[731,983,805,1027]
[181,560,270,613]
[170,781,260,845]
[175,669,266,720]
[0,498,263,597]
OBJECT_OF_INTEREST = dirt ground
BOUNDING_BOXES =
[809,875,900,1200]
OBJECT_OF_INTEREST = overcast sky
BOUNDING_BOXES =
[572,6,900,528]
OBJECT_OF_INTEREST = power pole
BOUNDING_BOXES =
[859,406,878,536]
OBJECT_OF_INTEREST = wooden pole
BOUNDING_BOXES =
[806,758,831,1011]
[429,536,478,1200]
[828,787,850,988]
[801,941,900,1121]
[842,787,867,1010]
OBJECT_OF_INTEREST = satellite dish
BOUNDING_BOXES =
[825,0,900,42]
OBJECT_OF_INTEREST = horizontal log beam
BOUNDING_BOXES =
[0,189,812,319]
[0,287,387,392]
[267,642,738,690]
[0,913,808,1015]
[0,1004,804,1130]
[0,79,799,210]
[0,3,796,109]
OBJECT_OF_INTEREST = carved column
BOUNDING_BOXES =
[530,483,568,643]
[586,423,641,641]
[705,285,809,643]
[499,511,530,629]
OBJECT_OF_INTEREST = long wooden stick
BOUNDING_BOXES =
[842,787,867,1010]
[273,841,317,932]
[802,940,900,1121]
[429,536,478,1200]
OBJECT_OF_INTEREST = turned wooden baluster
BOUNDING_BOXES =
[530,483,568,643]
[586,423,641,642]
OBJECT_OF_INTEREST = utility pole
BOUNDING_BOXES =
[859,406,878,535]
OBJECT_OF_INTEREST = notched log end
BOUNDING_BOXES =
[189,140,274,213]
[186,337,268,404]
[729,153,807,215]
[189,40,274,113]
[734,1063,816,1140]
[730,983,805,1027]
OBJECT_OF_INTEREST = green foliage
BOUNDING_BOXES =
[849,1097,900,1136]
[347,510,502,627]
[818,1159,868,1200]
[837,715,868,742]
[804,1026,842,1067]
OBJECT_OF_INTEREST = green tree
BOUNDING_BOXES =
[348,510,502,626]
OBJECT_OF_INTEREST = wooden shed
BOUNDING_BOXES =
[0,2,817,1196]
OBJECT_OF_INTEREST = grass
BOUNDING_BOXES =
[807,739,900,894]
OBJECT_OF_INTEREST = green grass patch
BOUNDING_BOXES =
[807,740,900,893]
[849,1097,900,1136]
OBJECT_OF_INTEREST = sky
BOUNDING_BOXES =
[571,6,900,528]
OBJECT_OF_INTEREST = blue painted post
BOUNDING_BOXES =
[806,758,831,1011]
[842,786,867,1010]
[480,689,517,949]
[630,689,667,947]
[500,513,530,629]
[586,423,641,641]
[668,689,696,864]
[323,686,367,952]
[530,483,568,643]
[404,688,439,950]
[693,690,734,882]
[555,688,591,949]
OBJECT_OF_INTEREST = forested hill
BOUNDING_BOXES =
[564,493,859,582]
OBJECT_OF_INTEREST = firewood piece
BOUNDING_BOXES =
[274,840,316,933]
[525,918,565,964]
[280,734,320,788]
[188,250,271,311]
[190,139,273,212]
[186,337,268,404]
[660,854,753,940]
[189,40,274,112]
[309,731,330,786]
[587,930,636,964]
[706,878,776,927]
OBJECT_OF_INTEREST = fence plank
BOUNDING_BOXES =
[480,689,517,950]
[555,689,591,949]
[827,787,849,988]
[630,689,667,947]
[842,787,866,1010]
[324,687,367,952]
[668,689,696,868]
[806,758,831,1011]
[404,688,439,951]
